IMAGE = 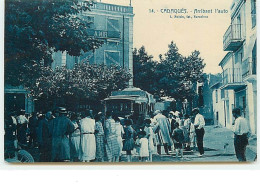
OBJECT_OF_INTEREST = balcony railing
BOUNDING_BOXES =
[90,2,133,14]
[223,24,243,51]
[242,57,257,79]
[221,68,245,89]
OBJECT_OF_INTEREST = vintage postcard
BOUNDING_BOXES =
[4,0,257,164]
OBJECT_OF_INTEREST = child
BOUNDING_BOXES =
[144,119,155,162]
[172,122,185,159]
[183,114,192,150]
[137,131,149,162]
[180,115,190,150]
[189,119,196,151]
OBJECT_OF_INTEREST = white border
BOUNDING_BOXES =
[0,2,260,182]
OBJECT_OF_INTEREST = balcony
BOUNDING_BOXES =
[223,24,244,51]
[90,2,133,14]
[242,57,257,82]
[221,68,246,90]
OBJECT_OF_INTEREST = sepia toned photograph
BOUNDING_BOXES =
[4,0,257,164]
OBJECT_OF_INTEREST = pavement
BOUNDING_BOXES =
[120,125,256,163]
[23,125,257,163]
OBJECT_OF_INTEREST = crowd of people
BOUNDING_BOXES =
[4,107,207,162]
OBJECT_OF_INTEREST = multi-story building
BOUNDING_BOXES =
[211,53,235,129]
[220,0,256,134]
[52,1,134,86]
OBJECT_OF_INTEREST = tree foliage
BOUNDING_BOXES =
[133,41,205,101]
[5,0,102,86]
[133,46,158,94]
[31,63,132,112]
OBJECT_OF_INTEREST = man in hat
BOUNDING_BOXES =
[38,111,53,162]
[168,111,177,135]
[153,110,172,155]
[16,109,29,145]
[232,108,250,162]
[28,112,38,147]
[192,108,205,157]
[51,107,75,162]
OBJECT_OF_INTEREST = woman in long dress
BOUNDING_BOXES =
[104,111,119,162]
[94,113,105,162]
[144,119,155,162]
[114,116,124,161]
[69,113,81,162]
[123,119,135,162]
[79,110,96,162]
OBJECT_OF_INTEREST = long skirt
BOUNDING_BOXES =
[116,136,123,156]
[70,135,80,160]
[79,134,96,161]
[96,135,105,159]
[105,135,119,160]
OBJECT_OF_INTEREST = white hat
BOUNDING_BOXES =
[169,111,175,115]
[154,110,161,115]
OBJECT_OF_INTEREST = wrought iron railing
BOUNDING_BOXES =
[222,68,243,86]
[242,57,257,78]
[223,24,242,49]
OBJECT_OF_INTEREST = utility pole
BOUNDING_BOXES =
[122,15,125,68]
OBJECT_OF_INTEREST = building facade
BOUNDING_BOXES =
[212,53,235,129]
[51,1,134,86]
[190,73,221,125]
[220,0,256,134]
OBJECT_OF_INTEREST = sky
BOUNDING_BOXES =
[101,0,234,74]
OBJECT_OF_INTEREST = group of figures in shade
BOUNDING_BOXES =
[4,106,250,163]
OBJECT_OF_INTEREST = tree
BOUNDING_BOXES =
[158,42,205,101]
[133,42,205,103]
[31,63,132,112]
[5,0,102,87]
[133,46,158,94]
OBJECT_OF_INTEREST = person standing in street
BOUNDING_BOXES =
[79,110,96,162]
[69,113,81,162]
[153,110,172,155]
[114,116,124,161]
[51,107,75,162]
[232,108,250,162]
[172,122,185,159]
[144,119,155,162]
[28,112,38,147]
[168,111,177,136]
[38,111,53,162]
[192,108,205,157]
[94,113,105,162]
[104,111,119,162]
[16,109,29,145]
[122,119,135,162]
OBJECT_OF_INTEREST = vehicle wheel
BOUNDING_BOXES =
[17,150,34,163]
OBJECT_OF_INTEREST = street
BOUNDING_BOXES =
[122,125,238,163]
[28,125,248,163]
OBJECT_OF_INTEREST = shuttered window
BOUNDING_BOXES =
[105,51,120,66]
[107,18,119,32]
